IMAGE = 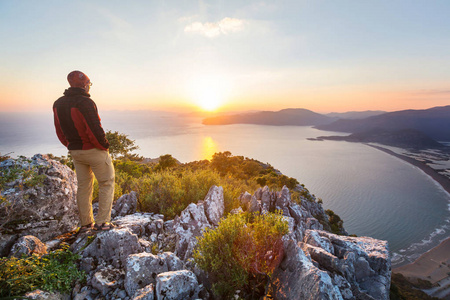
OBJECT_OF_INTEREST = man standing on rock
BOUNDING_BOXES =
[53,70,115,233]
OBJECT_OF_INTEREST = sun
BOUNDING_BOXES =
[196,87,222,111]
[188,75,231,112]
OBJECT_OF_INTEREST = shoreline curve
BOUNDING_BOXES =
[368,144,450,196]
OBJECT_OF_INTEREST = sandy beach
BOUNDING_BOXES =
[393,237,450,298]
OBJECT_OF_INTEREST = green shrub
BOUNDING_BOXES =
[326,209,344,234]
[0,245,85,298]
[193,211,288,299]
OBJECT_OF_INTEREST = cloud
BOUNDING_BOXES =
[412,89,450,95]
[184,17,245,38]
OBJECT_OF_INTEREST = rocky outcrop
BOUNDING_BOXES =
[112,191,138,218]
[173,185,224,261]
[238,185,391,300]
[0,154,78,256]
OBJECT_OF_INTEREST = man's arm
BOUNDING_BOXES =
[77,99,110,150]
[53,107,69,147]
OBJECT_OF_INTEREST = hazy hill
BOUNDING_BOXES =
[202,108,335,126]
[316,128,444,149]
[325,110,386,119]
[316,105,450,141]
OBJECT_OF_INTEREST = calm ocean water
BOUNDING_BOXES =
[1,110,449,267]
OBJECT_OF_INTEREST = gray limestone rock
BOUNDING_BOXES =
[275,186,290,209]
[306,218,324,230]
[0,154,78,250]
[91,267,124,296]
[133,284,155,300]
[125,252,182,297]
[271,238,344,300]
[304,230,334,255]
[301,230,391,300]
[203,185,224,227]
[112,191,138,218]
[249,196,261,214]
[113,213,157,237]
[173,201,212,261]
[239,191,252,211]
[9,235,47,257]
[82,227,143,269]
[24,289,69,300]
[155,270,199,300]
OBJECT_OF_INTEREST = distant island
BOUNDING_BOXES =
[202,108,335,126]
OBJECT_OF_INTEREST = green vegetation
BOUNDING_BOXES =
[325,209,344,234]
[106,130,140,160]
[0,245,85,298]
[193,211,289,299]
[105,150,301,219]
[390,273,439,300]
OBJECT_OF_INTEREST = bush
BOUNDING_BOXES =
[0,245,85,297]
[193,211,288,299]
[326,209,344,234]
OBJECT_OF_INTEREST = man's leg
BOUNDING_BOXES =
[70,150,95,226]
[89,149,115,225]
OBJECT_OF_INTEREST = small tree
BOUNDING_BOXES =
[105,130,139,160]
[154,154,179,171]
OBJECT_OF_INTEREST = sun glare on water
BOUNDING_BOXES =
[188,75,231,112]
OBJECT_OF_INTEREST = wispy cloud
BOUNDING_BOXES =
[184,17,245,38]
[415,89,450,95]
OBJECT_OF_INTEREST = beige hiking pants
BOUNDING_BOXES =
[70,148,115,226]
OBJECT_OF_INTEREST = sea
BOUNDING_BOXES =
[1,110,449,267]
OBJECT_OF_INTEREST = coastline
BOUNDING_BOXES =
[368,144,450,196]
[369,144,450,297]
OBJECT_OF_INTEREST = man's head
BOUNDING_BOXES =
[67,70,92,92]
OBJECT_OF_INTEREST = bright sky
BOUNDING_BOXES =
[1,0,449,113]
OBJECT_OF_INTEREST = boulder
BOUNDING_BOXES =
[173,201,212,261]
[0,154,78,246]
[24,289,68,300]
[125,252,184,297]
[239,191,252,210]
[113,213,161,237]
[9,235,47,257]
[133,284,155,300]
[156,270,199,300]
[91,267,124,296]
[112,191,138,218]
[81,227,143,269]
[275,186,290,209]
[203,185,224,227]
[271,238,344,300]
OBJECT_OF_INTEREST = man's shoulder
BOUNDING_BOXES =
[54,95,94,106]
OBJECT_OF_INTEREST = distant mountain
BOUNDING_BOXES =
[315,128,444,149]
[316,106,450,141]
[325,110,386,119]
[202,108,335,126]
